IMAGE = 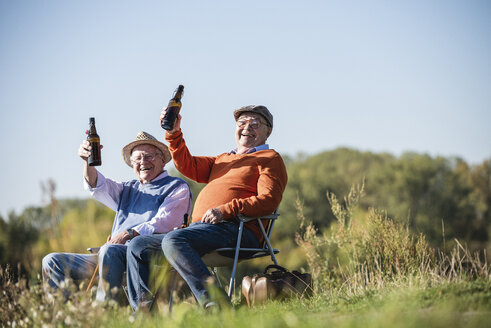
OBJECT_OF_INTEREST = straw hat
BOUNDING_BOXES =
[122,131,171,167]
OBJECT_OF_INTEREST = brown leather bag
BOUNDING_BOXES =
[242,265,313,307]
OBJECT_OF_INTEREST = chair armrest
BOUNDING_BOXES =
[87,247,100,254]
[237,213,279,222]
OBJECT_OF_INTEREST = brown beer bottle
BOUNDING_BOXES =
[86,117,102,166]
[161,84,184,131]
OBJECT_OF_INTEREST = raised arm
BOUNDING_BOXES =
[78,139,99,188]
[161,107,216,183]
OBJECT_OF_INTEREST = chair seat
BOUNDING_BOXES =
[202,248,280,267]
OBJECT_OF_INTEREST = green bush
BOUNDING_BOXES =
[295,182,489,296]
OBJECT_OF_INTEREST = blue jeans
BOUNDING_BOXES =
[42,243,127,301]
[162,221,259,307]
[126,234,166,311]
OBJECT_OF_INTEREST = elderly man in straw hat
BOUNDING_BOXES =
[129,104,287,310]
[42,131,191,303]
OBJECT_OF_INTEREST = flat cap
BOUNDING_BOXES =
[233,105,273,128]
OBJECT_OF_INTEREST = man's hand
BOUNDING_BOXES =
[78,140,91,162]
[160,107,182,134]
[78,140,103,162]
[201,208,224,224]
[79,140,102,188]
[107,230,131,244]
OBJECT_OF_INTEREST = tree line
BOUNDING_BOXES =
[279,148,490,253]
[0,147,489,280]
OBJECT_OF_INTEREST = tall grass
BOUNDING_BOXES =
[0,264,129,327]
[295,182,489,297]
[1,184,490,327]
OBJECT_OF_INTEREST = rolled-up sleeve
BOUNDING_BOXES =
[132,183,192,235]
[83,171,123,212]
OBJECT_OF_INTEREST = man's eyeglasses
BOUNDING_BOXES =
[236,119,269,130]
[130,153,162,164]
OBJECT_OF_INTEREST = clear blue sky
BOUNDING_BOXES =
[1,0,490,218]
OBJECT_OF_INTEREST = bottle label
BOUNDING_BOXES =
[88,140,101,165]
[168,100,181,109]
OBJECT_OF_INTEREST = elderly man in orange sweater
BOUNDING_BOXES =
[126,104,287,311]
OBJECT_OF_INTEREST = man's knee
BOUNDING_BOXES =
[42,253,54,269]
[42,252,66,271]
[161,231,183,257]
[98,244,124,264]
[41,253,67,288]
[127,235,150,259]
[42,253,58,275]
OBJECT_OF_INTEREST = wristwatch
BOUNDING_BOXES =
[126,229,136,239]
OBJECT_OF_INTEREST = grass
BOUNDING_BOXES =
[1,183,490,327]
[2,271,490,328]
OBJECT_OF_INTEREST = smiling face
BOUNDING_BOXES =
[234,112,272,154]
[130,144,166,184]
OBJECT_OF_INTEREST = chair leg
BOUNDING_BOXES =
[212,267,223,289]
[168,269,178,313]
[85,263,99,296]
[258,220,279,265]
[227,221,244,298]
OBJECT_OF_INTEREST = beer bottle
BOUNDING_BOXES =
[86,117,102,166]
[161,84,184,131]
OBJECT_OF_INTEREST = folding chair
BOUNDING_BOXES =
[168,210,280,310]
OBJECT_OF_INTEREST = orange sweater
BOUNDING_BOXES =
[165,130,288,241]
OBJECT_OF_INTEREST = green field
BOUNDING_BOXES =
[2,269,490,328]
[2,183,490,327]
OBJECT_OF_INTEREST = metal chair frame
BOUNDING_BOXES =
[168,210,280,310]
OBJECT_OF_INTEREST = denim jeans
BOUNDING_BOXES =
[126,234,166,311]
[42,243,127,301]
[162,221,259,307]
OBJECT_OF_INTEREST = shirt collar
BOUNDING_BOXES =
[230,144,269,154]
[146,170,168,183]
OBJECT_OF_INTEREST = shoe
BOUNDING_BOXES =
[204,277,232,311]
[204,301,219,313]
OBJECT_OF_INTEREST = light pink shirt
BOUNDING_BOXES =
[84,170,192,235]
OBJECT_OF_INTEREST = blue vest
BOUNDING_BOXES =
[111,175,188,236]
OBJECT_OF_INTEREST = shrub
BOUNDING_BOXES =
[295,182,490,296]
